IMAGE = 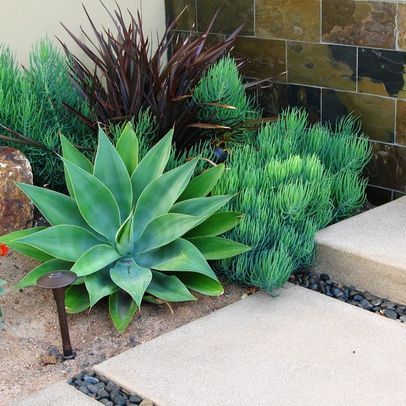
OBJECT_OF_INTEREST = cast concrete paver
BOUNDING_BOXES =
[95,284,406,406]
[314,196,406,303]
[14,380,99,406]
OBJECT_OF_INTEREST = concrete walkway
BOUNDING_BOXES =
[314,196,406,303]
[94,284,406,406]
[15,381,99,406]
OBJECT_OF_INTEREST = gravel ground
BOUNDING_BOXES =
[0,252,249,406]
[290,270,406,323]
[69,370,151,406]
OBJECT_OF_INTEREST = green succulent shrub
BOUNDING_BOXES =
[0,39,94,190]
[192,56,262,148]
[0,124,249,332]
[213,108,372,291]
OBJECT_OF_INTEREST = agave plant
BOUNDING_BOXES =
[0,124,249,332]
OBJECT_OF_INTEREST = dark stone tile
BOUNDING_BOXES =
[366,142,406,192]
[397,100,406,146]
[257,83,321,123]
[287,42,356,91]
[358,48,406,99]
[322,90,395,142]
[196,0,254,35]
[322,0,397,49]
[256,0,321,42]
[366,185,392,206]
[166,0,196,30]
[232,37,286,81]
[399,4,406,50]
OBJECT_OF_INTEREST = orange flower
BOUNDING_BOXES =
[0,243,9,256]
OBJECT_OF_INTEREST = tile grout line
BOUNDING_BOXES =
[320,0,323,42]
[355,46,359,93]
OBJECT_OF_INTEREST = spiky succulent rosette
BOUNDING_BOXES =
[1,124,249,331]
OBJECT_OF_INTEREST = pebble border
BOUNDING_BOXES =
[69,370,153,406]
[289,270,406,323]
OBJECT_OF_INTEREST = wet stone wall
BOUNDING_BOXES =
[166,0,406,204]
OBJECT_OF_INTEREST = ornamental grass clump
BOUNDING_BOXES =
[213,108,371,291]
[0,124,249,332]
[0,39,94,190]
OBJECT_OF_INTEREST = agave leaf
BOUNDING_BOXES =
[132,159,198,239]
[60,134,94,172]
[16,225,102,261]
[188,236,251,260]
[60,134,93,197]
[16,183,90,229]
[16,259,73,289]
[146,271,196,302]
[85,269,119,308]
[5,241,53,262]
[185,212,243,238]
[135,238,218,281]
[0,227,51,262]
[63,159,121,242]
[109,290,138,333]
[135,213,203,254]
[178,164,225,201]
[94,127,132,221]
[0,227,47,244]
[65,284,90,314]
[170,195,233,218]
[116,122,139,175]
[115,211,134,256]
[175,272,224,296]
[70,244,121,277]
[131,129,173,201]
[110,259,152,307]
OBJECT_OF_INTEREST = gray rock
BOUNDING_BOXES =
[106,381,119,392]
[370,298,383,306]
[84,375,99,385]
[87,383,98,394]
[396,306,406,316]
[100,400,114,406]
[78,385,90,395]
[384,309,398,320]
[97,388,110,399]
[353,294,364,302]
[400,315,406,323]
[111,391,127,405]
[364,292,378,301]
[360,299,373,310]
[95,382,105,390]
[382,301,396,310]
[129,394,143,404]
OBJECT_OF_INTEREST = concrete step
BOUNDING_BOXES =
[94,285,406,406]
[313,196,406,304]
[14,381,99,406]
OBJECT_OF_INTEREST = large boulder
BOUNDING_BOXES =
[0,147,33,236]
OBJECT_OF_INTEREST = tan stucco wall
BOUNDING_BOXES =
[0,0,166,64]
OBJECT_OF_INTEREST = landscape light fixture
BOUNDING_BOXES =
[37,271,77,360]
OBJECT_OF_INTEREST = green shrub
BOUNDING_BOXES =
[193,56,261,147]
[1,124,249,332]
[0,39,94,190]
[213,108,371,291]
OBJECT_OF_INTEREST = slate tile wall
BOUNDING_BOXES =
[166,0,406,204]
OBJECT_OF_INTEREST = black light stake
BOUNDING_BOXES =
[37,271,77,360]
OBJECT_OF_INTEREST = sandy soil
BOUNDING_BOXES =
[0,252,249,405]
